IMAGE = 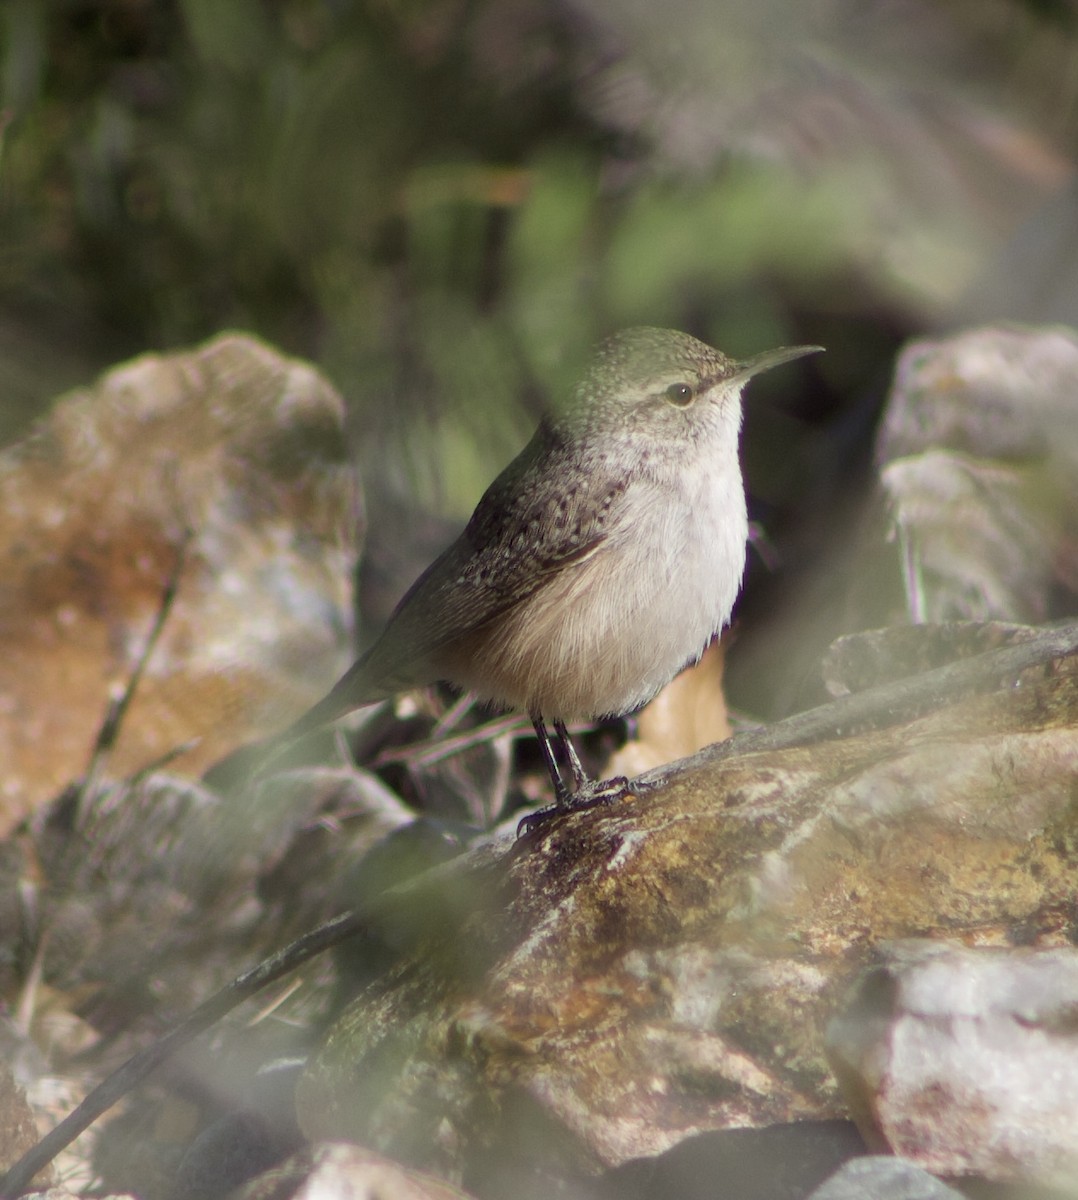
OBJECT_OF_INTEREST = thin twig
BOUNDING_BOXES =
[431,691,478,737]
[371,712,529,770]
[75,530,192,820]
[13,932,49,1040]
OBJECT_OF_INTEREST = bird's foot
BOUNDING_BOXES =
[516,774,647,837]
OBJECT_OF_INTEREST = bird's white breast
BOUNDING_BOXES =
[457,432,748,720]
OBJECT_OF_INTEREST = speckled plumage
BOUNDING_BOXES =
[282,328,819,753]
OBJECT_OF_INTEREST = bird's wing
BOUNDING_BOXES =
[358,424,629,688]
[276,427,632,742]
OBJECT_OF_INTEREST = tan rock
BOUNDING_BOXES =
[608,639,731,778]
[0,334,361,830]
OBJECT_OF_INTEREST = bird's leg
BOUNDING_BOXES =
[552,718,637,805]
[517,714,641,837]
[531,715,571,807]
[552,718,589,793]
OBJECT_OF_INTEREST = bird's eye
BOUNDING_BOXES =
[664,382,695,407]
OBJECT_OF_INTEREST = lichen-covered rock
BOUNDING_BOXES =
[0,334,361,829]
[296,628,1078,1178]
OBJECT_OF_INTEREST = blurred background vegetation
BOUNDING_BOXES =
[2,0,1077,714]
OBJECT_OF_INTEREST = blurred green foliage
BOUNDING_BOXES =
[1,0,1073,510]
[0,3,825,478]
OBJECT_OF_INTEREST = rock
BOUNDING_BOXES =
[0,1061,46,1188]
[805,1156,964,1200]
[173,1111,299,1200]
[606,1120,866,1200]
[880,449,1058,622]
[607,640,731,778]
[827,940,1078,1189]
[295,625,1078,1182]
[820,621,1039,698]
[2,759,424,1043]
[877,325,1078,623]
[878,326,1078,467]
[0,334,361,830]
[235,1142,475,1200]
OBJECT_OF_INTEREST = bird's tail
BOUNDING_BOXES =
[274,651,393,751]
[203,654,392,789]
[203,650,396,790]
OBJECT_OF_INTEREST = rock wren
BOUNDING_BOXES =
[277,328,821,815]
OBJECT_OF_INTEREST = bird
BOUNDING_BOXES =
[272,327,821,819]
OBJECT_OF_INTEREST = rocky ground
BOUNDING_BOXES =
[1,327,1077,1200]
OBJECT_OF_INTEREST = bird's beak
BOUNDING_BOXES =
[732,344,824,382]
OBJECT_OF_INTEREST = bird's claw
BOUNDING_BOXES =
[515,774,643,838]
